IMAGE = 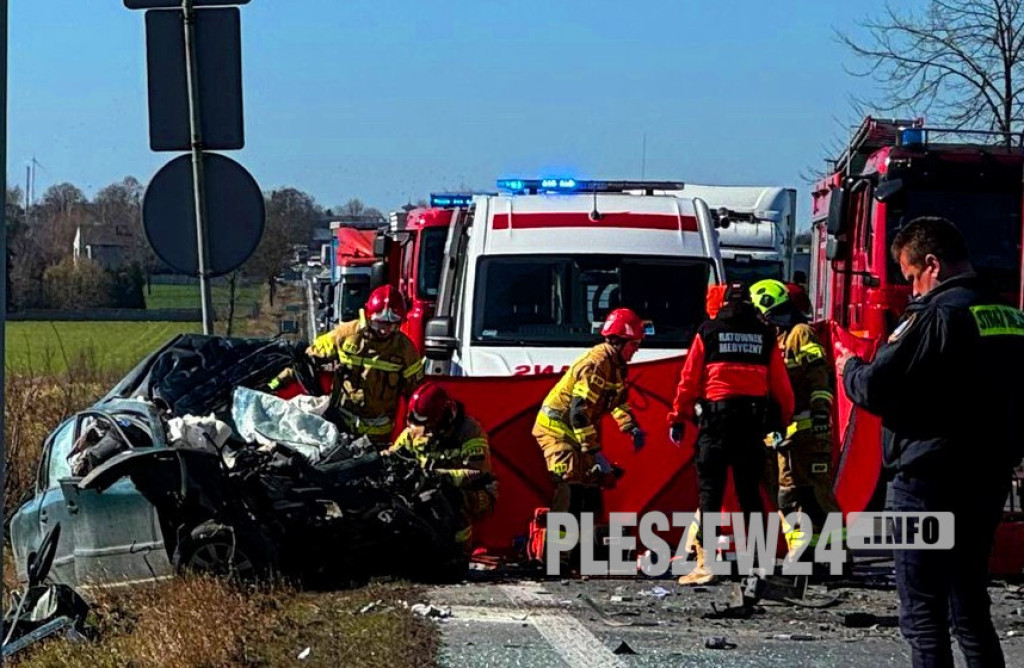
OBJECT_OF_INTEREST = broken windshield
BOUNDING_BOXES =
[472,255,712,348]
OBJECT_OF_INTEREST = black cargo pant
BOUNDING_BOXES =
[889,468,1010,668]
[694,398,767,548]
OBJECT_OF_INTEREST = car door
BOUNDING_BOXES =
[60,410,173,586]
[9,418,79,585]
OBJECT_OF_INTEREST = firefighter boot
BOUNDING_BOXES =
[677,543,716,586]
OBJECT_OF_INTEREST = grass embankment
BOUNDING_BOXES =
[145,283,263,312]
[5,321,201,375]
[9,578,437,668]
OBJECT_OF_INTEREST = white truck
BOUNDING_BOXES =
[421,179,726,376]
[635,184,797,284]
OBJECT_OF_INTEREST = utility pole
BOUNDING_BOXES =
[1,0,10,621]
[182,0,214,334]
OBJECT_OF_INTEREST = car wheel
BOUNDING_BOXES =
[174,521,264,581]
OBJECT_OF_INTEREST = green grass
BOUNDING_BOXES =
[4,321,203,375]
[145,283,263,311]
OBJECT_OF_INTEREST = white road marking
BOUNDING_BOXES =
[498,584,625,668]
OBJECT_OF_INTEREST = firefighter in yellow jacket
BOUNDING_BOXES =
[385,382,497,551]
[533,308,647,519]
[750,279,842,558]
[270,285,424,448]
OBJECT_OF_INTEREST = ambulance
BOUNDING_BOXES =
[420,178,726,376]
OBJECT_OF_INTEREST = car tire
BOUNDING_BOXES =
[173,521,269,581]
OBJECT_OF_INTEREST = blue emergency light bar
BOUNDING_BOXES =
[496,178,686,195]
[899,127,925,146]
[429,193,475,208]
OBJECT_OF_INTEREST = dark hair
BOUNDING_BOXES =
[890,216,969,267]
[792,270,807,284]
[723,281,750,303]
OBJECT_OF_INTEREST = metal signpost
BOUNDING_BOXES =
[1,0,8,635]
[126,0,261,335]
[183,0,214,333]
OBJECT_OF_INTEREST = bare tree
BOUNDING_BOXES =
[838,0,1024,144]
[93,176,156,278]
[245,187,322,306]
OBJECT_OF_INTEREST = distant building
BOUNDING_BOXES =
[73,222,132,269]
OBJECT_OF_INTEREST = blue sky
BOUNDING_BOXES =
[8,0,900,226]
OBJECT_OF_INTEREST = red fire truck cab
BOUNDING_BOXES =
[810,116,1024,575]
[371,195,466,352]
[810,116,1024,337]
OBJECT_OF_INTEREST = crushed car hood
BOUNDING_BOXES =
[102,334,304,417]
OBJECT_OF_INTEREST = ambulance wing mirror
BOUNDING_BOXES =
[874,178,904,203]
[825,187,847,236]
[424,317,457,364]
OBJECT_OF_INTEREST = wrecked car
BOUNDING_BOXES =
[10,334,467,588]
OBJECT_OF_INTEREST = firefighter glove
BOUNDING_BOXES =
[669,423,685,446]
[630,427,647,452]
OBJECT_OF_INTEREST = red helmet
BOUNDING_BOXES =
[600,308,645,342]
[408,382,456,430]
[365,285,406,324]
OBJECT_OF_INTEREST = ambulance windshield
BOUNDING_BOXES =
[472,255,713,348]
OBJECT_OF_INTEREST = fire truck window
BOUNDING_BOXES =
[859,190,874,264]
[473,255,712,348]
[417,227,448,298]
[886,189,1021,293]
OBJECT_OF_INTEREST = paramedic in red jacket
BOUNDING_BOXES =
[668,282,794,585]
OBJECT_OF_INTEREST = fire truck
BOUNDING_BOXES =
[416,179,726,376]
[810,116,1024,334]
[809,116,1024,575]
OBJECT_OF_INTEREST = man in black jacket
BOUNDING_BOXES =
[838,217,1024,668]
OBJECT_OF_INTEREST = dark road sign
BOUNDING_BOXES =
[125,1,249,8]
[142,153,264,276]
[145,7,244,151]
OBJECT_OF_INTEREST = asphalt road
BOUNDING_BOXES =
[427,562,1024,667]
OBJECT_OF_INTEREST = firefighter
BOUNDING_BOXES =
[837,217,1024,667]
[668,282,794,586]
[533,308,647,528]
[750,278,842,562]
[270,285,424,448]
[385,382,497,552]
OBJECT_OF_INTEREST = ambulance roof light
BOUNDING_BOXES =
[496,178,687,195]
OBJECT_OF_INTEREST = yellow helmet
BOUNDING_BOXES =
[750,279,790,314]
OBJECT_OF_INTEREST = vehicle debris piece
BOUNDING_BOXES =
[640,586,670,599]
[411,604,452,619]
[704,636,737,650]
[2,525,90,659]
[771,633,817,641]
[358,600,383,615]
[613,640,637,655]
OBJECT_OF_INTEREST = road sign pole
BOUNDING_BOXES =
[1,0,9,615]
[182,0,214,334]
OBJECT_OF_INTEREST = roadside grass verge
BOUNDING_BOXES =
[9,578,438,668]
[4,321,201,376]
